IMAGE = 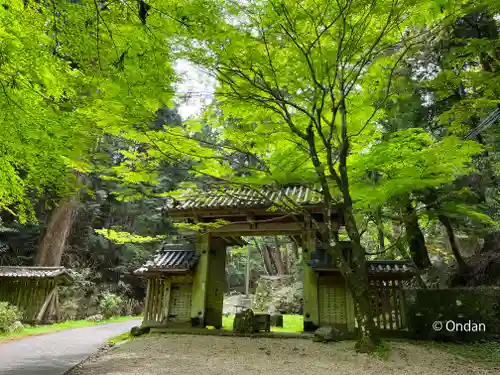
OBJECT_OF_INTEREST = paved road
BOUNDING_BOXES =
[0,319,141,375]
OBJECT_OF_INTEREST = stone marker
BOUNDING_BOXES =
[130,325,150,337]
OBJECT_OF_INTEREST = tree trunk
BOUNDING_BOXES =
[438,215,468,271]
[245,243,251,296]
[253,238,274,275]
[375,208,385,253]
[273,236,287,274]
[268,243,285,275]
[402,198,431,269]
[283,242,289,274]
[339,207,379,352]
[35,196,78,267]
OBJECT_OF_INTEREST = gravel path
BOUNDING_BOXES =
[0,319,140,375]
[68,334,493,375]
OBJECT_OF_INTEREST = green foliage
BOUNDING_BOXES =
[373,341,392,361]
[351,129,484,209]
[94,229,167,244]
[173,219,230,232]
[253,278,303,314]
[0,302,21,333]
[99,293,124,319]
[0,0,179,222]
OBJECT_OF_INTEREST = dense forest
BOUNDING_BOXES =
[1,0,500,350]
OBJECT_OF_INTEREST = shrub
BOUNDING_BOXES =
[122,298,143,316]
[0,302,21,333]
[99,293,124,319]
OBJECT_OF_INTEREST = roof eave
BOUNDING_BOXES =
[164,203,329,217]
[134,268,192,277]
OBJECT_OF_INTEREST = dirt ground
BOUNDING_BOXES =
[68,335,493,375]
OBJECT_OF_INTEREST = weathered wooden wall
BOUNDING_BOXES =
[317,275,348,331]
[311,275,408,334]
[143,278,168,326]
[0,278,58,323]
[368,279,406,332]
[143,275,195,328]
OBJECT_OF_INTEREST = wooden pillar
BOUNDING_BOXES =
[143,278,152,326]
[399,280,407,328]
[162,278,172,326]
[190,233,210,327]
[302,230,319,331]
[205,237,227,329]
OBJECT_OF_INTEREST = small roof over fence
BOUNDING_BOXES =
[0,266,74,284]
[164,185,327,215]
[310,259,416,280]
[134,242,200,276]
[367,260,415,276]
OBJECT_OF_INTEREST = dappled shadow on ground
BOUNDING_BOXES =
[68,335,491,375]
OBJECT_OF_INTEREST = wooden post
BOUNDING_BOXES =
[143,278,151,326]
[391,279,399,330]
[399,281,407,328]
[190,233,210,327]
[54,285,61,322]
[162,278,172,325]
[36,286,57,322]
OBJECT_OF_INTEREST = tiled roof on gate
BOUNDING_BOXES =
[0,266,73,280]
[164,186,323,212]
[134,242,200,275]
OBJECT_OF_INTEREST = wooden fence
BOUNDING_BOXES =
[0,278,59,323]
[143,278,168,325]
[369,279,406,332]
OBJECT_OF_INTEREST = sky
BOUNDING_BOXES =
[173,59,216,120]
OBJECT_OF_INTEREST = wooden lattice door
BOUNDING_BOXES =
[318,276,347,328]
[169,284,192,321]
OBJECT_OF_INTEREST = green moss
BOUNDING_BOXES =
[108,332,132,345]
[372,340,391,360]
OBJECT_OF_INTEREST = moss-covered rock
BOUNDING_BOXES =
[233,309,256,334]
[130,325,150,337]
[313,326,342,342]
